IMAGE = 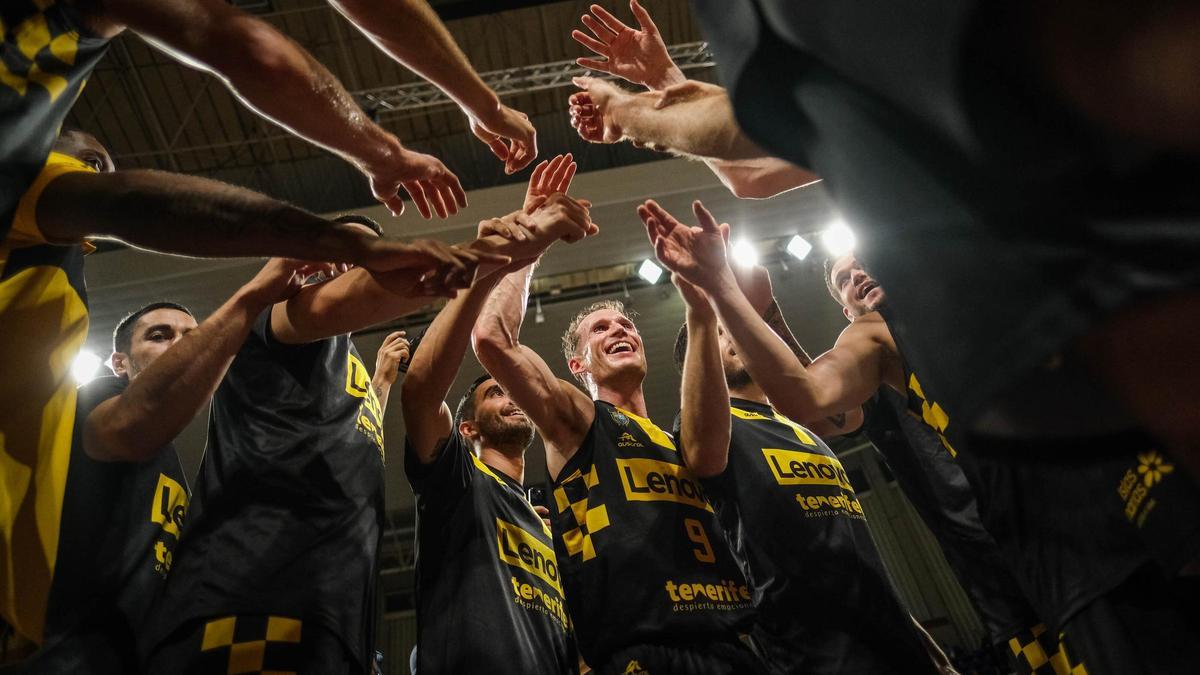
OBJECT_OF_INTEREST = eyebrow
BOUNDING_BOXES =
[142,323,173,335]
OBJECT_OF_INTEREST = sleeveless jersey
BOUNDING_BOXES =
[2,0,111,238]
[405,429,575,674]
[550,401,753,666]
[150,310,386,670]
[885,310,1200,630]
[693,399,934,674]
[862,386,1039,645]
[0,152,95,643]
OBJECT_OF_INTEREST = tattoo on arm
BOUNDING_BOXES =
[762,299,813,366]
[825,412,847,428]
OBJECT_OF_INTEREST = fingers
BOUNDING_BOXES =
[529,159,549,189]
[572,76,595,91]
[590,4,629,36]
[720,222,730,243]
[506,133,536,174]
[402,181,432,220]
[472,123,510,162]
[547,153,574,191]
[571,29,609,57]
[543,154,565,191]
[692,200,720,233]
[559,162,578,194]
[580,14,617,44]
[422,180,449,219]
[629,0,656,33]
[643,199,682,232]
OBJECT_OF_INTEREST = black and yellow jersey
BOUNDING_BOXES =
[0,151,96,644]
[862,386,1040,646]
[551,400,753,666]
[405,429,576,674]
[16,375,190,673]
[690,398,933,674]
[2,0,110,239]
[148,310,387,671]
[885,314,1200,632]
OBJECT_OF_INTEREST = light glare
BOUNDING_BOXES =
[785,235,813,261]
[637,259,664,284]
[820,221,856,256]
[72,350,102,385]
[730,239,759,268]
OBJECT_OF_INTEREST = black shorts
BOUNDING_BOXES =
[144,614,359,675]
[594,639,769,675]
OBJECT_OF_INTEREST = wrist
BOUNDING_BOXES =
[647,65,687,91]
[360,133,406,175]
[463,89,503,125]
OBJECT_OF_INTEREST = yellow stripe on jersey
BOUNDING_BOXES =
[0,151,96,642]
[614,406,675,451]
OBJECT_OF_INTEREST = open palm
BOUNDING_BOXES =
[637,199,730,289]
[571,1,683,89]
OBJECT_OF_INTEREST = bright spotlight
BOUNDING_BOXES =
[785,235,812,261]
[71,350,102,385]
[637,259,664,284]
[820,221,856,256]
[730,239,759,267]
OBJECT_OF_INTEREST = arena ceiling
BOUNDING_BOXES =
[67,0,715,214]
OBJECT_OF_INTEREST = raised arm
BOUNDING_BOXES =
[83,259,312,461]
[35,169,470,270]
[675,276,731,478]
[330,0,536,173]
[371,331,411,412]
[99,0,463,218]
[640,199,887,422]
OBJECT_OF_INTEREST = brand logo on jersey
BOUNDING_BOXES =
[609,408,629,426]
[0,8,82,102]
[149,473,189,574]
[345,352,385,460]
[663,578,752,610]
[616,458,712,512]
[617,432,642,448]
[497,518,562,594]
[1118,450,1176,527]
[763,448,852,489]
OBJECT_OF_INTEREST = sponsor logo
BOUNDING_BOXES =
[663,578,752,611]
[761,448,865,518]
[623,661,649,675]
[497,518,562,594]
[149,473,189,574]
[617,432,642,448]
[1117,450,1176,527]
[346,352,385,459]
[616,458,712,512]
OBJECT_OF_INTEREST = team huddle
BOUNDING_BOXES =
[3,0,1199,674]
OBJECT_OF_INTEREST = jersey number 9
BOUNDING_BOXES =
[684,518,716,563]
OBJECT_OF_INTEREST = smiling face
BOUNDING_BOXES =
[460,377,535,451]
[112,308,198,379]
[568,308,647,391]
[828,255,887,320]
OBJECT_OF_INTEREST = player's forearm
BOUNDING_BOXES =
[274,269,432,344]
[473,265,534,356]
[761,299,814,367]
[614,89,764,161]
[38,171,376,262]
[679,309,731,478]
[371,374,394,412]
[708,276,828,419]
[85,287,270,461]
[705,158,819,199]
[332,0,498,120]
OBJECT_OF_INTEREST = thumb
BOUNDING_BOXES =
[692,200,720,233]
[572,76,593,90]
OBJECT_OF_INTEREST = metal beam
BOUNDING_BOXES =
[114,40,182,172]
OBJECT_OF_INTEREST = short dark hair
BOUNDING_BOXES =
[333,213,384,237]
[560,299,636,386]
[822,256,840,302]
[113,302,194,355]
[454,373,494,425]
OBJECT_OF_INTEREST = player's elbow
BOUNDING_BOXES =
[685,447,728,479]
[203,17,303,89]
[471,319,514,364]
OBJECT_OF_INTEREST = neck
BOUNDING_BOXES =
[729,381,769,405]
[478,445,526,484]
[593,380,648,417]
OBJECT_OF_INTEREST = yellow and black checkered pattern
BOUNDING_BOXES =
[197,615,304,675]
[1007,624,1089,675]
[554,465,610,561]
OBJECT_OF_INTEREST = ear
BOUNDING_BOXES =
[568,355,587,380]
[110,352,130,378]
[458,419,479,442]
[843,306,854,322]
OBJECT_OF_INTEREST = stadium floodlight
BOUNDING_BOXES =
[730,239,760,267]
[72,349,102,385]
[819,221,856,256]
[637,259,664,284]
[785,234,813,261]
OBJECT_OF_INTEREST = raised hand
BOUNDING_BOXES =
[523,153,578,212]
[637,199,733,291]
[672,272,714,317]
[528,193,598,244]
[374,331,412,387]
[569,77,630,144]
[469,103,538,174]
[370,239,509,298]
[571,1,685,90]
[366,147,468,219]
